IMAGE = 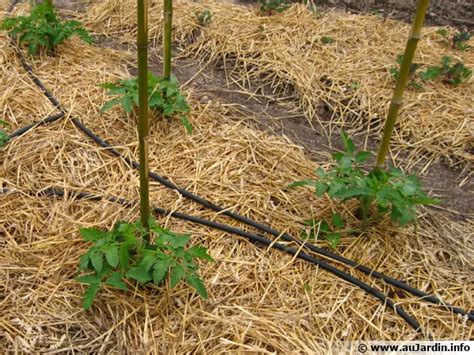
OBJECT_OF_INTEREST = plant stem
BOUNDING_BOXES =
[375,0,429,167]
[137,0,151,236]
[163,0,172,80]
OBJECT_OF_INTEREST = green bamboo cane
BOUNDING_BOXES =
[375,0,429,167]
[163,0,172,80]
[137,0,151,234]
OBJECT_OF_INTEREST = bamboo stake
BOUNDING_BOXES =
[137,0,151,234]
[163,0,173,80]
[375,0,429,167]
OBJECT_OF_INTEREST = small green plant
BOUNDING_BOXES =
[100,72,192,133]
[321,36,334,45]
[196,9,212,26]
[437,29,471,51]
[0,120,10,147]
[77,218,213,310]
[258,0,289,15]
[290,131,439,248]
[390,54,423,89]
[420,56,472,86]
[1,2,92,55]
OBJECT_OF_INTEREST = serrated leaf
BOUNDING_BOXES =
[170,264,185,289]
[152,261,169,284]
[80,228,108,242]
[315,181,328,197]
[186,274,208,299]
[106,272,128,291]
[188,246,214,261]
[355,151,371,162]
[77,274,101,285]
[179,116,193,134]
[119,243,129,270]
[82,282,100,310]
[100,98,122,113]
[105,246,119,267]
[340,130,355,155]
[126,267,152,284]
[90,252,104,273]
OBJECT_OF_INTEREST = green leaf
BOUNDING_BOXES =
[126,267,152,284]
[78,253,91,271]
[83,282,100,310]
[188,246,214,261]
[186,274,208,299]
[331,214,345,229]
[106,272,128,291]
[121,95,133,113]
[340,130,355,155]
[105,246,119,267]
[170,264,185,289]
[77,274,101,285]
[118,243,129,270]
[152,261,169,284]
[326,232,341,249]
[80,228,108,242]
[355,151,371,163]
[179,116,193,134]
[315,182,328,197]
[90,252,104,273]
[100,98,122,112]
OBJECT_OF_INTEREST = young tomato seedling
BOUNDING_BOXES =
[77,218,213,310]
[258,0,289,16]
[420,56,472,86]
[290,131,440,248]
[100,72,192,134]
[437,29,471,51]
[1,2,92,55]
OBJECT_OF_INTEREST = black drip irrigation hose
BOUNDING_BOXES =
[8,112,64,140]
[71,119,474,322]
[4,0,472,327]
[0,186,424,333]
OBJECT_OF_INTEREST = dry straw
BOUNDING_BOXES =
[83,0,474,175]
[1,1,473,352]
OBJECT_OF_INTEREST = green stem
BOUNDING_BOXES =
[163,0,173,80]
[137,0,151,236]
[375,0,429,167]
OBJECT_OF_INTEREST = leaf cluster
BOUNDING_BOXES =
[290,131,440,248]
[100,72,192,133]
[196,10,212,26]
[389,54,423,90]
[258,0,289,15]
[437,29,471,51]
[420,56,472,86]
[0,119,9,147]
[77,219,213,310]
[1,2,92,55]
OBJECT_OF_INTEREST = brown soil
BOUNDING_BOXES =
[237,0,474,30]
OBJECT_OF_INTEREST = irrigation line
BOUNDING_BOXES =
[0,186,423,333]
[8,112,65,140]
[4,0,472,325]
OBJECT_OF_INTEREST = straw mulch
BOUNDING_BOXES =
[1,16,473,350]
[82,0,474,175]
